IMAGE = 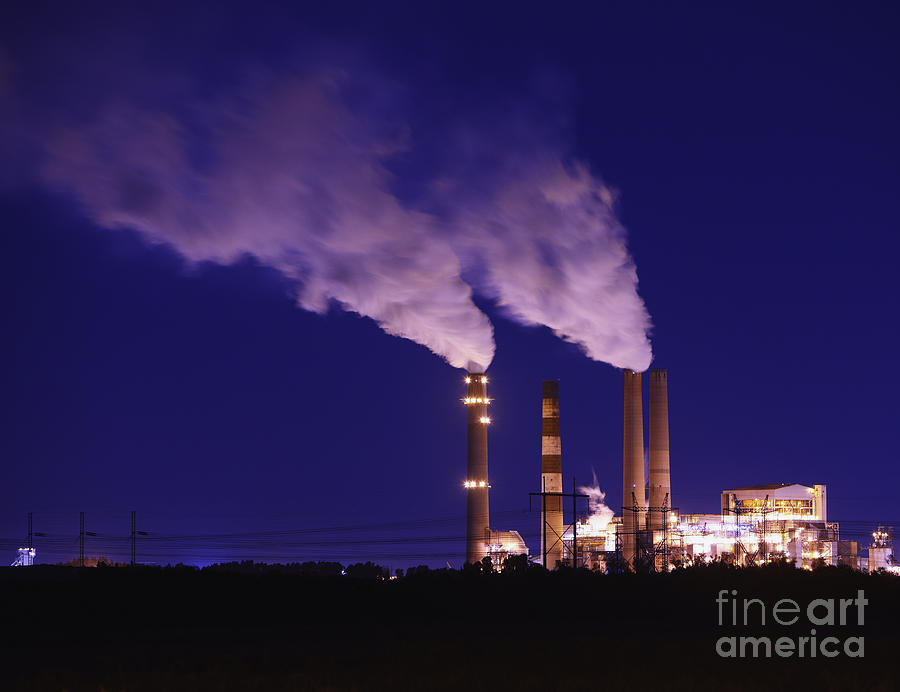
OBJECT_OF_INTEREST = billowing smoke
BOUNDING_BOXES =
[578,471,615,534]
[39,68,652,371]
[43,75,495,371]
[447,154,652,371]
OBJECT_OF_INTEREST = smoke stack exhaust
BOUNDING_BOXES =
[541,380,563,569]
[464,373,491,564]
[648,369,671,530]
[622,370,646,569]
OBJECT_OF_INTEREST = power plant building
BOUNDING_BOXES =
[461,368,874,574]
[485,529,529,567]
[678,483,847,569]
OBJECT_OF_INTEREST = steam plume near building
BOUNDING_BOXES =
[578,470,615,535]
[18,61,653,372]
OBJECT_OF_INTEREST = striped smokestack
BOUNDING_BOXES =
[622,370,646,569]
[541,380,563,569]
[464,373,490,565]
[648,369,671,530]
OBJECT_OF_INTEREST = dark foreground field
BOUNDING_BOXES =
[2,563,898,691]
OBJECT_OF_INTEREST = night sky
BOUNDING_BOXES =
[2,2,898,567]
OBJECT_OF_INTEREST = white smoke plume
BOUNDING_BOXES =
[43,75,495,371]
[578,470,615,534]
[447,154,653,371]
[40,69,652,372]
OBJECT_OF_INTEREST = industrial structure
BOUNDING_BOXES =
[462,373,527,567]
[679,483,849,569]
[458,368,890,575]
[10,547,35,566]
[647,370,671,531]
[463,373,491,564]
[540,380,564,569]
[621,370,646,569]
[485,529,529,567]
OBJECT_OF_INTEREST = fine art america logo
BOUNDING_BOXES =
[715,589,866,658]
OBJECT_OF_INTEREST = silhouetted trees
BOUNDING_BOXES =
[501,553,529,574]
[344,562,387,579]
[405,565,431,578]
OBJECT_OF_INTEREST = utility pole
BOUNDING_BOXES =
[27,512,33,551]
[541,477,547,569]
[632,491,640,570]
[571,477,578,568]
[663,492,670,572]
[530,487,588,569]
[79,511,85,567]
[131,510,136,566]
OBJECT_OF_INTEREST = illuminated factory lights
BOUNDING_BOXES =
[464,376,471,384]
[464,480,490,488]
[479,416,491,424]
[462,397,491,405]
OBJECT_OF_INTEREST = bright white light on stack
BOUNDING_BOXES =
[464,480,490,488]
[462,397,492,405]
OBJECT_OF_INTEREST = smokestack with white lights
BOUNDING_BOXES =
[622,370,646,569]
[464,373,491,564]
[541,380,564,569]
[648,369,671,530]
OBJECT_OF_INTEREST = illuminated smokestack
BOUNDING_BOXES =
[464,373,490,564]
[622,370,646,569]
[648,369,671,530]
[541,380,563,569]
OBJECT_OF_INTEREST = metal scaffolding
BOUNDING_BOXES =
[619,493,681,572]
[529,480,588,568]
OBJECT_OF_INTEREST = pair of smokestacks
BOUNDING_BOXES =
[463,372,563,568]
[623,369,671,569]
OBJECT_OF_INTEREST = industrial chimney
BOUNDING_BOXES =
[541,380,563,569]
[464,373,491,564]
[648,369,671,530]
[622,370,646,569]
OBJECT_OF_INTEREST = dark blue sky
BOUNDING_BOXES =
[1,2,898,566]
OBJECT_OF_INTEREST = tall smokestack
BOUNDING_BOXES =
[541,380,563,569]
[622,370,646,569]
[648,369,671,531]
[464,373,491,565]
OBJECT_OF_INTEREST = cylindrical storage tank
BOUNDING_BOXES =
[648,369,671,531]
[541,380,564,569]
[465,373,491,565]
